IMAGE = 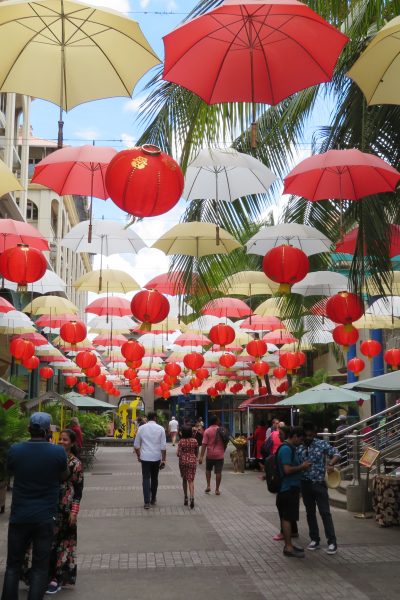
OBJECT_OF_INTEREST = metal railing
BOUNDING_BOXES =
[319,404,400,485]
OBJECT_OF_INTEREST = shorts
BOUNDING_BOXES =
[276,487,300,522]
[206,458,224,474]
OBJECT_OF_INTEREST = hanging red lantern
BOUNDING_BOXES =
[190,376,203,389]
[295,351,306,367]
[259,385,267,395]
[332,324,359,351]
[65,375,78,388]
[207,386,218,398]
[103,381,113,393]
[277,381,289,393]
[181,384,191,395]
[235,383,244,392]
[183,352,204,372]
[279,352,300,374]
[262,245,309,294]
[75,351,97,370]
[219,353,236,369]
[160,381,171,392]
[246,389,255,397]
[124,368,137,380]
[347,357,365,377]
[86,385,95,395]
[85,364,101,379]
[246,340,267,359]
[215,381,226,392]
[162,390,171,399]
[60,320,87,345]
[131,290,170,331]
[360,339,382,360]
[326,291,364,331]
[22,355,39,371]
[94,374,106,386]
[126,359,143,369]
[252,361,270,377]
[77,381,89,394]
[10,338,35,362]
[39,366,54,380]
[131,383,141,394]
[155,385,163,397]
[196,367,210,380]
[105,145,184,218]
[273,366,287,379]
[121,340,145,362]
[384,348,400,370]
[208,324,236,349]
[357,398,364,407]
[0,244,47,291]
[165,362,182,377]
[164,374,177,386]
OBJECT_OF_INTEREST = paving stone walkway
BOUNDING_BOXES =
[1,445,400,599]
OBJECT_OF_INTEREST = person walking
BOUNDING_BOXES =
[272,425,299,542]
[46,429,84,595]
[298,422,341,555]
[168,415,179,446]
[134,412,166,509]
[253,420,267,471]
[276,426,311,558]
[192,418,204,447]
[1,413,67,600]
[68,417,83,453]
[198,415,226,496]
[177,425,199,509]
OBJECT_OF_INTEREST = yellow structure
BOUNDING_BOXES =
[114,399,140,440]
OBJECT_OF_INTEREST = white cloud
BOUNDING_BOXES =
[74,128,100,141]
[140,0,150,7]
[88,0,130,13]
[120,132,136,148]
[123,96,146,113]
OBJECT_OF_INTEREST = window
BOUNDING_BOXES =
[26,200,38,221]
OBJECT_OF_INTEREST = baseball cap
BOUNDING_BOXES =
[29,412,52,431]
[336,415,347,422]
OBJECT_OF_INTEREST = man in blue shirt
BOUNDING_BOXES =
[277,426,312,558]
[1,412,68,600]
[297,422,340,555]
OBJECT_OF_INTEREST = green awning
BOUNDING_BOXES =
[63,392,116,410]
[277,383,370,406]
[343,370,400,392]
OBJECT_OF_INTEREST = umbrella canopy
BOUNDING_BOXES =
[3,270,66,294]
[36,313,78,328]
[61,220,146,255]
[88,315,137,332]
[183,315,236,334]
[12,332,48,346]
[0,218,48,252]
[284,149,400,201]
[344,371,400,392]
[263,329,297,345]
[219,271,279,296]
[183,148,276,201]
[353,313,399,330]
[152,222,241,257]
[92,334,128,347]
[73,269,140,294]
[291,271,349,296]
[246,223,332,256]
[201,297,252,319]
[85,297,132,317]
[335,224,400,258]
[367,296,400,318]
[365,271,400,296]
[347,16,400,106]
[254,298,285,318]
[144,271,200,296]
[64,392,115,410]
[23,296,78,315]
[240,315,283,331]
[174,333,211,347]
[0,159,23,197]
[277,383,369,406]
[0,297,14,313]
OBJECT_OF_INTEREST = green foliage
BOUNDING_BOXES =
[156,410,168,430]
[77,413,110,440]
[0,397,29,481]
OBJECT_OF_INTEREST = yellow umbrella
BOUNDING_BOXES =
[353,314,400,330]
[0,158,23,196]
[254,298,284,317]
[0,324,37,333]
[0,0,160,145]
[23,296,78,315]
[73,269,140,294]
[347,17,400,106]
[365,271,400,296]
[152,222,242,257]
[219,270,279,296]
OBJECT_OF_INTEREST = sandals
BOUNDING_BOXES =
[215,490,221,495]
[190,498,195,509]
[205,488,211,493]
[184,496,188,506]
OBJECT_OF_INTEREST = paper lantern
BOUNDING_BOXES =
[183,352,204,372]
[196,367,210,380]
[347,357,365,377]
[130,290,170,331]
[94,374,106,386]
[162,390,171,399]
[10,338,35,362]
[384,348,400,370]
[22,355,39,371]
[75,351,97,370]
[207,386,218,398]
[262,245,309,294]
[65,375,78,388]
[39,366,54,380]
[273,367,286,379]
[121,340,145,362]
[246,389,255,397]
[295,351,306,366]
[277,381,289,393]
[279,352,300,374]
[219,353,236,369]
[326,291,364,331]
[165,362,182,377]
[215,381,226,392]
[190,376,203,389]
[124,368,137,380]
[0,244,47,291]
[332,324,359,350]
[360,339,382,360]
[60,320,87,345]
[246,340,267,359]
[105,145,184,217]
[77,381,88,394]
[86,385,95,395]
[85,364,101,379]
[357,399,364,407]
[164,374,177,386]
[252,361,270,377]
[259,385,267,395]
[208,324,235,349]
[103,381,113,393]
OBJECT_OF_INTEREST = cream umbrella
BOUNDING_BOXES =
[0,158,23,196]
[366,271,400,296]
[291,272,349,296]
[246,223,332,256]
[61,220,146,255]
[152,222,242,257]
[254,298,285,318]
[0,0,160,146]
[353,314,399,330]
[23,296,78,315]
[3,270,66,294]
[219,271,279,296]
[73,269,140,294]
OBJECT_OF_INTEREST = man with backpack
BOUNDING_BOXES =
[199,415,228,495]
[271,426,312,558]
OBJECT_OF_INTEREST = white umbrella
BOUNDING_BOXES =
[291,272,349,296]
[183,148,276,202]
[367,296,400,318]
[246,224,332,256]
[183,315,236,333]
[3,270,66,294]
[61,220,146,255]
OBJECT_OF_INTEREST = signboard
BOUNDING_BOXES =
[359,447,380,468]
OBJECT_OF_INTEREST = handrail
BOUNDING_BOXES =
[318,403,400,438]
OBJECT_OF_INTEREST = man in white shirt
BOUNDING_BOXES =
[134,412,167,509]
[168,416,179,446]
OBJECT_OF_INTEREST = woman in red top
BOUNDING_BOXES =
[177,425,199,509]
[69,417,84,450]
[253,420,267,470]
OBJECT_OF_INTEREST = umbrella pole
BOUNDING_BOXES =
[251,102,257,149]
[57,106,64,149]
[88,169,94,243]
[214,175,220,246]
[58,1,66,149]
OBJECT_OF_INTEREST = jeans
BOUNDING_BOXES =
[141,461,160,504]
[301,480,337,545]
[1,520,54,600]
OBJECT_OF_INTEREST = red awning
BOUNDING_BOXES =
[238,394,288,410]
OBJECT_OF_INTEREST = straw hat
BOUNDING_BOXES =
[326,468,341,489]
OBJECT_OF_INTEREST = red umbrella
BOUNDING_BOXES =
[32,145,117,241]
[144,271,200,295]
[12,332,48,347]
[284,149,400,201]
[174,333,211,347]
[92,334,128,347]
[202,297,253,318]
[0,297,14,313]
[0,219,49,253]
[240,315,283,331]
[85,297,132,317]
[163,0,348,146]
[263,330,297,345]
[36,314,78,328]
[335,224,400,258]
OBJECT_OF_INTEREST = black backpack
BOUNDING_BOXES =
[265,443,295,494]
[216,426,230,450]
[260,436,273,459]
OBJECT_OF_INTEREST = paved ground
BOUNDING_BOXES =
[1,445,400,600]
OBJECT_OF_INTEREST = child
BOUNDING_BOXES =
[177,425,198,509]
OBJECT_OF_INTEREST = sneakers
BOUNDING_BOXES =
[326,543,337,555]
[150,498,157,505]
[307,541,320,551]
[144,503,151,509]
[273,533,284,541]
[283,547,305,558]
[46,582,61,595]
